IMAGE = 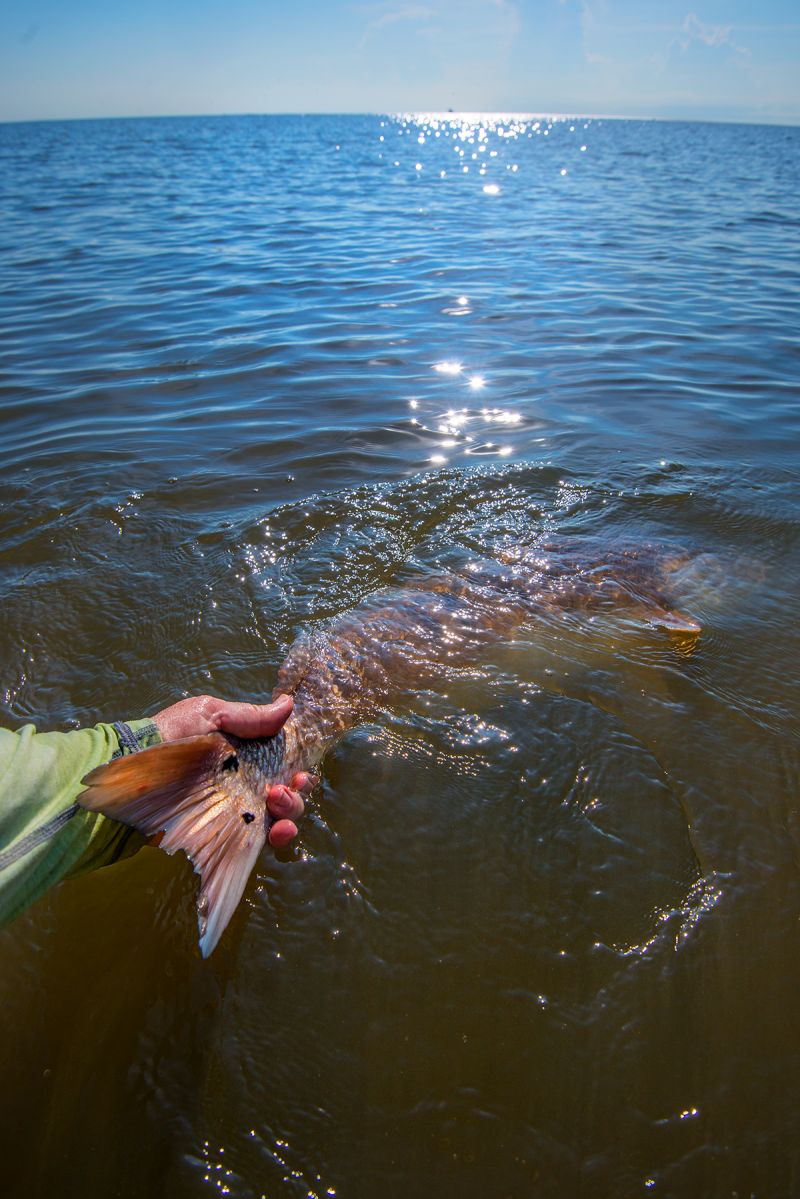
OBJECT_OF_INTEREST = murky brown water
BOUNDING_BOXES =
[1,115,799,1198]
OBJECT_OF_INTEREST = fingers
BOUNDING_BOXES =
[289,771,315,797]
[268,819,299,848]
[215,694,294,738]
[267,782,305,822]
[266,777,314,849]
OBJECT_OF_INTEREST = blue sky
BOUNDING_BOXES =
[1,0,798,124]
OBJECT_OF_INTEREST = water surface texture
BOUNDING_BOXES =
[0,114,799,1198]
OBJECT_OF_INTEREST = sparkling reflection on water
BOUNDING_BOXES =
[0,113,799,1199]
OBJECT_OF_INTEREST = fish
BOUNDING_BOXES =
[78,540,702,956]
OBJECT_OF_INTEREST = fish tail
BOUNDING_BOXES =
[79,733,266,957]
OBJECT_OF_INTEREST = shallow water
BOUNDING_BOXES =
[0,113,799,1198]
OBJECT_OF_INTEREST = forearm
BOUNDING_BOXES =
[0,718,161,928]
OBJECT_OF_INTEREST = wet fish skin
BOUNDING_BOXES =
[276,540,702,750]
[79,541,702,956]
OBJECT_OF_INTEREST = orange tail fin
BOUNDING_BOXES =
[79,734,266,957]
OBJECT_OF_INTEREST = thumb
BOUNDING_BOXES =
[215,694,294,738]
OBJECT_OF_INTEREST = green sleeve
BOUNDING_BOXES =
[0,718,162,929]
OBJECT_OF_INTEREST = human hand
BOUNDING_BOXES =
[151,694,312,847]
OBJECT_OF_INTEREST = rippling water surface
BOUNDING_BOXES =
[0,113,799,1198]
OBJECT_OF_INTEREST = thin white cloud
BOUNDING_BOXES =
[489,0,521,39]
[677,12,749,58]
[367,4,437,34]
[359,0,521,61]
[560,4,789,54]
[541,0,608,65]
[480,0,521,47]
[680,13,729,50]
[579,0,609,66]
[359,4,436,48]
[641,10,752,75]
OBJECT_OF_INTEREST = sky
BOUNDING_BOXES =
[1,0,799,125]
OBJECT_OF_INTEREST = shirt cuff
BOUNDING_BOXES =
[111,719,162,758]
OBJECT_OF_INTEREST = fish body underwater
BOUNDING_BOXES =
[78,541,703,956]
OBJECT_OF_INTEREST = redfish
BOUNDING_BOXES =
[79,541,702,956]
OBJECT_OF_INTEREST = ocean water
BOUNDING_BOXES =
[0,113,798,1198]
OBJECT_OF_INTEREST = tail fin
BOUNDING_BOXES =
[79,734,267,957]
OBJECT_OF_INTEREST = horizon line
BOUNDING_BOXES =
[1,109,799,130]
